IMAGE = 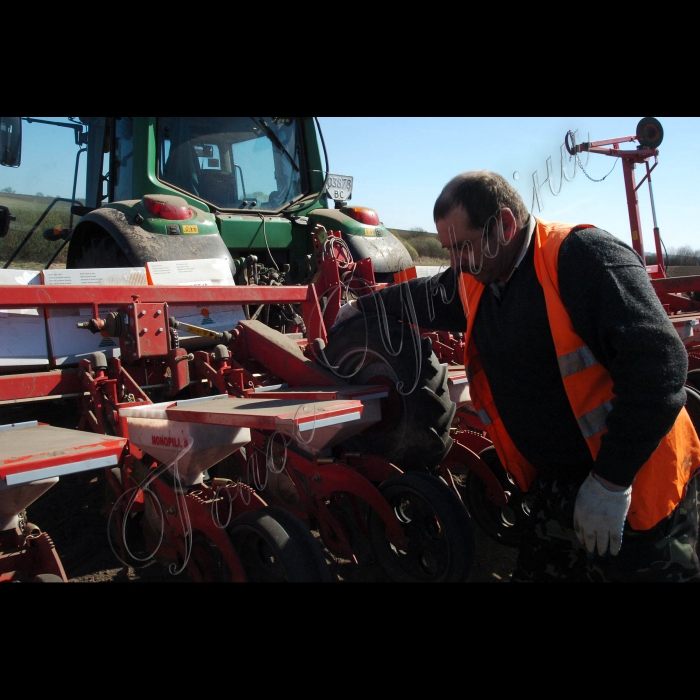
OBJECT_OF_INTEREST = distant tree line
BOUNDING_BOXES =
[646,246,700,266]
[389,227,450,263]
[390,229,700,269]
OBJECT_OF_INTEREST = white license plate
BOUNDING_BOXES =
[325,174,354,202]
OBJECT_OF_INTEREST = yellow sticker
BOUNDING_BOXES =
[365,228,376,237]
[182,225,199,234]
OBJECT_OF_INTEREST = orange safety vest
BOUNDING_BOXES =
[459,218,700,530]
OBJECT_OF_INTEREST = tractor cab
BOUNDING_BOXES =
[0,117,411,283]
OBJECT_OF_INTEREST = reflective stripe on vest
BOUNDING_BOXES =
[558,345,598,378]
[577,401,613,440]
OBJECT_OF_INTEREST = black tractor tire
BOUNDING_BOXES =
[321,315,455,471]
[227,507,332,582]
[74,235,131,269]
[368,472,475,582]
[459,446,531,549]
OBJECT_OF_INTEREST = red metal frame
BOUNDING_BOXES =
[566,122,700,357]
[0,526,67,583]
[567,132,664,273]
[0,247,511,577]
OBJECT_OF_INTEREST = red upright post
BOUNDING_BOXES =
[622,158,645,263]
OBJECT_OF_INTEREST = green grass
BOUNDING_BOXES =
[0,193,78,268]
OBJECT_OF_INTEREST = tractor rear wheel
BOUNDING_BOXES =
[74,235,131,268]
[320,315,455,471]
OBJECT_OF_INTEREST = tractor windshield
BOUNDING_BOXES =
[157,117,305,212]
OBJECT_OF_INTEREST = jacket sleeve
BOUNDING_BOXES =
[558,229,688,487]
[354,267,467,332]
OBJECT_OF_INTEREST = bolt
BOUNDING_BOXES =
[312,473,322,483]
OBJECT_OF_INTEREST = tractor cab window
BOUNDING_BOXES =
[157,117,305,211]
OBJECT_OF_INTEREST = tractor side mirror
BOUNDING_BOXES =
[0,117,22,167]
[0,205,15,238]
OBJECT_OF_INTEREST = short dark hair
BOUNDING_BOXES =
[433,170,529,230]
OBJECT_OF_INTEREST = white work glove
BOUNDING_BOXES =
[573,473,632,556]
[332,299,361,327]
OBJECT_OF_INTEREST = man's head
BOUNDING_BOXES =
[434,170,530,285]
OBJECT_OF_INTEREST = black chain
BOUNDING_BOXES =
[568,130,619,183]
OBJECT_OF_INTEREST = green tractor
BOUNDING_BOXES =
[0,117,411,291]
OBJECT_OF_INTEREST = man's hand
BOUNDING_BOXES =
[573,472,632,556]
[331,300,361,329]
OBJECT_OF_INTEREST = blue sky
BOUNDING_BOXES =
[317,117,700,253]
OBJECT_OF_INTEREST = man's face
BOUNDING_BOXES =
[436,206,515,285]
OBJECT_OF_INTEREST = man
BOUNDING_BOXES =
[335,170,700,582]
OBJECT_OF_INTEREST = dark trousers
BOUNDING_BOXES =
[512,474,700,582]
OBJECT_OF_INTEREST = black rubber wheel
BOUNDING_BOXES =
[636,117,664,149]
[228,507,332,582]
[31,574,64,582]
[321,315,455,471]
[74,236,131,269]
[369,473,475,582]
[459,446,531,549]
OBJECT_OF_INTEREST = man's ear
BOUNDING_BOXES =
[498,207,518,243]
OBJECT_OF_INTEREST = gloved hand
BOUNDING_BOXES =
[573,472,632,556]
[331,299,361,329]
